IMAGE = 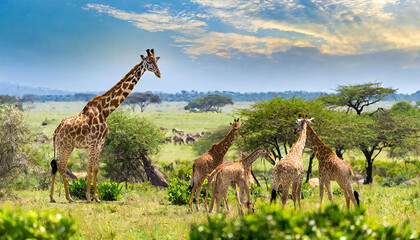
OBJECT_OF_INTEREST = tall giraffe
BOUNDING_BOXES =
[270,115,310,209]
[208,147,275,214]
[306,117,360,209]
[188,118,244,212]
[50,49,161,203]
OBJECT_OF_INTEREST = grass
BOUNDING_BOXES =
[1,183,418,239]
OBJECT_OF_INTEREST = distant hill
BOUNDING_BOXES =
[0,82,74,96]
[1,81,419,102]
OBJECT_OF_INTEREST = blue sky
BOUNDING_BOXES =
[1,0,419,94]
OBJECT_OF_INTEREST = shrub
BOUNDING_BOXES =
[190,204,418,240]
[167,175,213,205]
[68,178,122,201]
[300,183,313,198]
[0,205,76,240]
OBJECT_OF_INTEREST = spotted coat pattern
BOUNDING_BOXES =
[306,122,358,209]
[208,147,275,214]
[49,49,161,203]
[188,118,243,212]
[271,119,308,208]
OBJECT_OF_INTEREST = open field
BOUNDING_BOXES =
[1,101,418,239]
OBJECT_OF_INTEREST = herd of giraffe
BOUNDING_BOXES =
[49,49,359,215]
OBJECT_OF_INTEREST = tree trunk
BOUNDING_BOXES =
[273,138,282,160]
[364,159,373,184]
[283,142,288,156]
[140,155,170,187]
[305,152,315,183]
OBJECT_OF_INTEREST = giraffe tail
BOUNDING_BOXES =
[51,133,58,175]
[354,191,360,206]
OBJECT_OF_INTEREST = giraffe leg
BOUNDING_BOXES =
[319,181,325,205]
[234,184,244,216]
[57,146,73,203]
[325,181,334,204]
[204,176,212,212]
[224,197,230,212]
[297,175,304,209]
[92,168,100,203]
[86,167,92,203]
[195,177,206,212]
[281,180,291,206]
[344,190,350,210]
[49,172,57,203]
[291,181,298,209]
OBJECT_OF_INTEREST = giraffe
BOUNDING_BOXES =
[305,116,360,209]
[270,115,310,209]
[188,118,244,212]
[49,49,161,203]
[208,147,275,214]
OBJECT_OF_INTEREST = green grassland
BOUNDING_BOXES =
[2,101,418,239]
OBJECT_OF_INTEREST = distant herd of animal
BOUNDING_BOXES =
[46,49,359,215]
[160,127,212,145]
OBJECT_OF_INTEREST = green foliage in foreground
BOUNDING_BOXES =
[68,178,123,201]
[190,204,418,240]
[0,206,76,240]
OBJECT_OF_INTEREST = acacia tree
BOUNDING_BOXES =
[102,110,168,188]
[184,94,233,113]
[236,97,328,160]
[123,92,161,112]
[353,109,419,184]
[319,82,396,115]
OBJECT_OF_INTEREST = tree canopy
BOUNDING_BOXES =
[101,110,166,187]
[236,97,328,160]
[123,92,161,112]
[184,94,233,113]
[318,82,396,115]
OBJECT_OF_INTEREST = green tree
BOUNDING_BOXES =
[319,82,396,115]
[123,92,161,112]
[101,110,168,188]
[184,94,233,113]
[390,101,420,116]
[353,110,419,184]
[0,105,32,190]
[236,97,327,160]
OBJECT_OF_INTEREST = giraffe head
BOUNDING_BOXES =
[230,118,244,130]
[140,49,161,78]
[295,114,314,133]
[262,148,276,165]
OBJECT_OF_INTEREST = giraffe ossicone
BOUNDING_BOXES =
[49,49,161,203]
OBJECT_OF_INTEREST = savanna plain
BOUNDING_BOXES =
[1,101,419,239]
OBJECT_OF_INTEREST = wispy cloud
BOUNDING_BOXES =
[84,1,420,58]
[84,4,207,36]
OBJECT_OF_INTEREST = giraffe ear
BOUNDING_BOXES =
[155,57,160,61]
[309,118,314,123]
[241,121,245,125]
[230,122,233,126]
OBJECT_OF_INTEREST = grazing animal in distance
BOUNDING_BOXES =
[173,136,184,145]
[49,49,161,203]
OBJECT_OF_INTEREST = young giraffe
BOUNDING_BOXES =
[188,118,244,212]
[270,115,310,209]
[306,117,360,209]
[50,49,161,203]
[209,147,276,214]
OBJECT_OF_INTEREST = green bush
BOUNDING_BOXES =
[300,183,313,198]
[190,204,418,240]
[167,175,213,205]
[68,178,122,201]
[0,205,76,240]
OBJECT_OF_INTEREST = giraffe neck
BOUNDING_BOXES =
[81,61,146,118]
[288,122,307,159]
[209,127,238,161]
[306,124,335,162]
[240,147,266,169]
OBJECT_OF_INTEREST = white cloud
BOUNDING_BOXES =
[84,4,207,36]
